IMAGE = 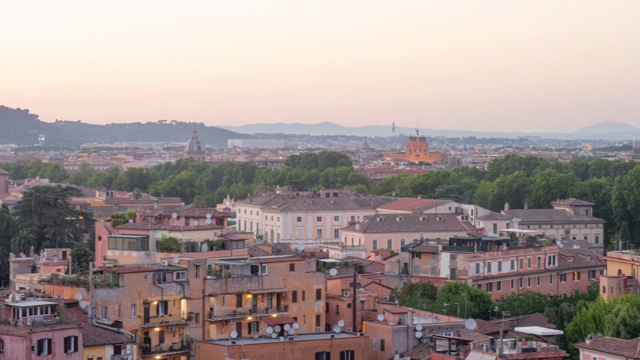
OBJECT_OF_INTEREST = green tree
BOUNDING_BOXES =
[496,290,549,317]
[70,242,94,273]
[393,281,438,310]
[604,303,640,340]
[435,282,493,319]
[13,185,94,252]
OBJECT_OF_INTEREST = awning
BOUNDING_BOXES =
[262,316,296,326]
[249,288,287,294]
[514,326,563,336]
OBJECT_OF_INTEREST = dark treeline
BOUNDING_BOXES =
[3,153,640,247]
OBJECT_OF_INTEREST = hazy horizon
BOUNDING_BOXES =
[2,1,638,132]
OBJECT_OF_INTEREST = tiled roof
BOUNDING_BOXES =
[575,336,640,358]
[409,244,440,253]
[237,193,396,212]
[477,212,512,221]
[115,223,223,231]
[65,307,135,347]
[0,168,9,175]
[552,198,595,206]
[474,318,502,334]
[342,213,476,234]
[557,248,605,270]
[502,209,604,224]
[384,306,409,314]
[377,198,455,213]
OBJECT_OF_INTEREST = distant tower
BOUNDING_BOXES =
[184,130,206,162]
[392,122,396,135]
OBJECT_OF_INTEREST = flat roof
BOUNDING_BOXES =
[514,326,563,336]
[108,234,149,239]
[6,300,58,307]
[210,260,257,266]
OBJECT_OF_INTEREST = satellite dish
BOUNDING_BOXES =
[193,220,199,226]
[230,331,238,339]
[79,301,88,309]
[172,257,180,264]
[292,323,299,330]
[75,293,83,301]
[464,318,477,330]
[296,243,305,251]
[329,268,338,276]
[172,212,178,219]
[206,213,212,219]
[266,326,274,334]
[284,324,291,331]
[271,333,277,339]
[128,219,133,223]
[288,328,295,335]
[415,331,423,338]
[275,325,282,332]
[205,219,212,225]
[416,324,423,331]
[337,320,345,328]
[377,314,384,321]
[333,325,341,334]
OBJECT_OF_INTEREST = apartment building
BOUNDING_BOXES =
[340,213,476,254]
[235,189,394,245]
[599,250,640,300]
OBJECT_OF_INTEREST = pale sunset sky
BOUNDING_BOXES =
[1,1,638,132]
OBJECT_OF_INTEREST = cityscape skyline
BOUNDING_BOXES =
[2,1,639,132]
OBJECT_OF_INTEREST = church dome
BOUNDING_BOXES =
[185,130,203,152]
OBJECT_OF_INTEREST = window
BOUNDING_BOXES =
[589,270,597,280]
[336,305,340,314]
[373,337,378,350]
[101,306,108,319]
[595,235,600,244]
[248,321,259,334]
[194,265,200,278]
[157,300,168,316]
[519,278,523,288]
[548,255,557,266]
[549,275,553,285]
[154,272,167,283]
[487,262,492,274]
[316,228,322,239]
[537,276,541,286]
[527,257,532,268]
[400,238,406,247]
[334,216,340,222]
[290,263,296,272]
[131,304,137,318]
[236,294,243,308]
[497,281,502,291]
[372,239,378,250]
[317,216,322,222]
[64,336,78,354]
[486,282,493,292]
[387,239,392,249]
[573,271,581,281]
[340,350,355,360]
[315,352,331,360]
[261,264,268,275]
[498,261,502,272]
[159,330,165,344]
[296,217,302,222]
[527,277,531,287]
[475,263,480,274]
[292,291,298,303]
[510,259,515,271]
[295,228,303,239]
[334,229,340,238]
[560,273,567,283]
[174,271,187,281]
[510,279,514,290]
[380,339,386,351]
[37,338,52,356]
[0,339,3,353]
[537,257,541,269]
[316,289,322,300]
[519,258,524,270]
[302,291,306,301]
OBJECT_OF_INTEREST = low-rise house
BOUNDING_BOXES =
[575,333,640,360]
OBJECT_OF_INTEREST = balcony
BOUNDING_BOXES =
[207,307,288,322]
[140,342,191,358]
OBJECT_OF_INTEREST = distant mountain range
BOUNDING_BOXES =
[0,106,242,147]
[222,121,640,140]
[1,105,639,147]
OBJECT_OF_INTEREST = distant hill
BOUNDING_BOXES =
[222,121,640,140]
[0,106,243,147]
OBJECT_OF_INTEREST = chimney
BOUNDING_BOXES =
[504,202,510,211]
[524,202,529,210]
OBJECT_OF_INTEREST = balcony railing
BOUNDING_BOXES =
[208,307,288,321]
